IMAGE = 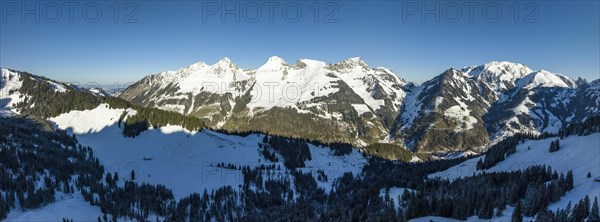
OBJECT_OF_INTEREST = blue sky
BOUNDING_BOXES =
[1,1,598,84]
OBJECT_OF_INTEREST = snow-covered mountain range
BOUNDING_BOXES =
[119,57,407,146]
[1,58,599,155]
[117,58,600,154]
[0,64,598,222]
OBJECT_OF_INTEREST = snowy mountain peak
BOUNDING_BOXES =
[344,57,368,67]
[210,57,240,74]
[440,67,468,79]
[185,61,209,71]
[296,59,327,68]
[461,61,535,101]
[216,57,232,65]
[517,70,576,89]
[329,57,369,71]
[258,56,288,71]
[463,61,533,79]
[1,68,10,78]
[267,56,285,63]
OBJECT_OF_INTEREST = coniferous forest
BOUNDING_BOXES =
[2,114,599,221]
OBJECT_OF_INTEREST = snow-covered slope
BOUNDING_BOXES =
[49,104,368,199]
[410,207,536,222]
[4,193,104,222]
[0,69,25,117]
[429,133,600,211]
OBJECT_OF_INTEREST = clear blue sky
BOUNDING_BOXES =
[1,1,598,85]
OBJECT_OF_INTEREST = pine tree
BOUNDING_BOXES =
[588,172,592,178]
[571,196,591,222]
[535,208,554,222]
[566,171,574,191]
[549,140,561,152]
[589,197,600,222]
[105,173,113,186]
[512,202,523,222]
[131,170,136,181]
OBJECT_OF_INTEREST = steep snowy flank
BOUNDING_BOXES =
[395,83,422,130]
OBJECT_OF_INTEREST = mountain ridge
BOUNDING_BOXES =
[116,57,600,155]
[118,56,408,146]
[3,58,599,156]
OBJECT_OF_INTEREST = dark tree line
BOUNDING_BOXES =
[558,115,600,138]
[121,106,204,138]
[213,126,354,157]
[362,143,413,161]
[14,72,100,118]
[262,135,312,168]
